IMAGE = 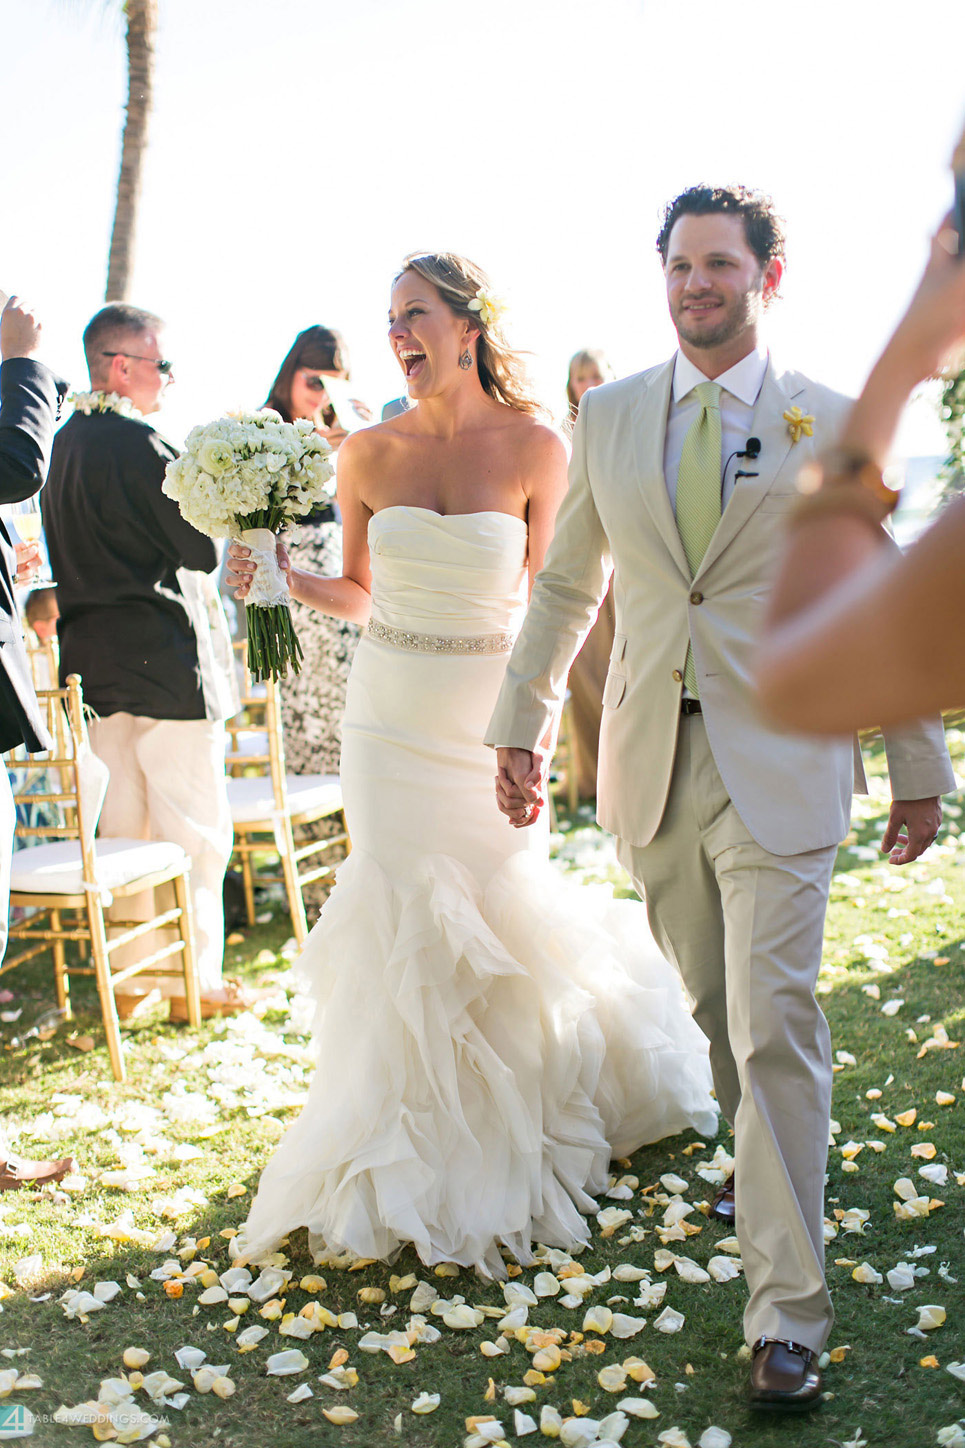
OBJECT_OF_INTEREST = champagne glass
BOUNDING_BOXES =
[9,497,52,584]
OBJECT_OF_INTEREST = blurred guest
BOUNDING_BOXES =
[758,223,965,730]
[0,295,76,1187]
[24,586,57,644]
[263,327,363,912]
[44,303,244,1018]
[564,348,616,799]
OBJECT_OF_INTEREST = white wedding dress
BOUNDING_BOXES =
[242,508,716,1276]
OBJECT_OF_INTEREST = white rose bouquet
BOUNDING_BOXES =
[163,410,335,681]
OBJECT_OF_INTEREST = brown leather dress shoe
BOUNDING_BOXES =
[710,1171,735,1223]
[0,1155,78,1191]
[749,1336,823,1412]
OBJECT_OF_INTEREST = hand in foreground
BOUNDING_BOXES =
[225,538,291,599]
[883,218,965,386]
[14,541,42,585]
[0,297,42,361]
[495,747,545,827]
[881,796,942,865]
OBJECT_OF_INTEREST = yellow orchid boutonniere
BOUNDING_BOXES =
[467,288,509,329]
[784,405,815,444]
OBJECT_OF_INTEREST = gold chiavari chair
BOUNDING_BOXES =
[4,675,201,1081]
[225,642,349,945]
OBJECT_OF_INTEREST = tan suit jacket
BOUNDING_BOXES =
[487,357,954,855]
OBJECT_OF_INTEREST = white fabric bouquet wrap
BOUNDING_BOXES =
[162,411,335,680]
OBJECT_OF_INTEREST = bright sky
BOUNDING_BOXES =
[7,0,965,458]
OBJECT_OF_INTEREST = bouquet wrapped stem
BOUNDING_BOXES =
[237,512,302,682]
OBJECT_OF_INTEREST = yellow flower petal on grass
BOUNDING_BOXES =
[911,1143,937,1160]
[412,1392,440,1413]
[122,1349,150,1370]
[916,1305,947,1331]
[936,1092,956,1106]
[852,1263,883,1285]
[920,1355,940,1368]
[323,1406,359,1424]
[895,1110,918,1127]
[532,1346,561,1373]
[598,1365,628,1392]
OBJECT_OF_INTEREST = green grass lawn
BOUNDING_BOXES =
[0,730,962,1448]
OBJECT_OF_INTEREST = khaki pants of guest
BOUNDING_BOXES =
[89,714,232,994]
[616,715,836,1352]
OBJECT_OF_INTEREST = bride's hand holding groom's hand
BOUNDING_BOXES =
[495,748,545,827]
[225,538,291,599]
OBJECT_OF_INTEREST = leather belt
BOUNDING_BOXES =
[680,698,703,715]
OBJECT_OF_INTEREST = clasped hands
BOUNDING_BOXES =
[495,747,546,828]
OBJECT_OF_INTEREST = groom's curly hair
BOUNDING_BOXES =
[656,185,786,271]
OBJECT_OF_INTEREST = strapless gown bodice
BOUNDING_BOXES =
[367,506,527,637]
[242,507,716,1276]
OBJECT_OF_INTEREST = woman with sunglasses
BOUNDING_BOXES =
[228,255,715,1276]
[261,327,371,911]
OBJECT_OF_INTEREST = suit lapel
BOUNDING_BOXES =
[694,361,805,580]
[628,359,691,580]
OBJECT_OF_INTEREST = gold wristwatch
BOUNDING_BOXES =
[792,447,900,530]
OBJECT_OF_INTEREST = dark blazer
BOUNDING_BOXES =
[0,358,66,752]
[44,411,219,720]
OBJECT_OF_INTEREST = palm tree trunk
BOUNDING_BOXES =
[105,0,158,302]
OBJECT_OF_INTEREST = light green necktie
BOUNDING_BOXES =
[675,380,722,695]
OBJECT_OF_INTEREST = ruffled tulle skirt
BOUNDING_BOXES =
[242,846,716,1276]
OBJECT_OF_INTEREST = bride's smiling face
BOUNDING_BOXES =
[388,271,475,399]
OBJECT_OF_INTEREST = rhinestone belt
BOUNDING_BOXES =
[366,618,516,656]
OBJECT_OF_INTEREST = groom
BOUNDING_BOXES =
[487,185,954,1410]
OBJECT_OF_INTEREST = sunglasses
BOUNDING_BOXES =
[299,374,334,392]
[101,352,174,375]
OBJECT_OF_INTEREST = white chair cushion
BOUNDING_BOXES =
[10,837,188,896]
[227,773,343,826]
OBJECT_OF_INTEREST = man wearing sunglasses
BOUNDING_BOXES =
[44,303,242,1021]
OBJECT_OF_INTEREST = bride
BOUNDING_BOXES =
[227,252,716,1276]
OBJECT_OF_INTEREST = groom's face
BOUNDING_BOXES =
[664,213,779,354]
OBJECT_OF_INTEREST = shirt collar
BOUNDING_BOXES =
[672,342,769,408]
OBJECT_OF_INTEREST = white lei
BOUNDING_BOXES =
[69,390,144,420]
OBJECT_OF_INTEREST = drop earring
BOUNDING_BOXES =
[458,349,473,371]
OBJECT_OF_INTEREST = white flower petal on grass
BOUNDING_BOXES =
[533,1273,560,1298]
[287,1383,313,1403]
[108,1404,158,1442]
[503,1281,538,1309]
[279,1315,314,1340]
[707,1257,742,1283]
[174,1346,206,1371]
[597,1410,630,1441]
[714,1236,741,1254]
[219,1267,253,1293]
[657,1430,692,1448]
[937,1430,965,1448]
[247,1267,289,1303]
[515,1408,538,1435]
[946,1361,965,1382]
[60,1291,105,1320]
[560,1419,600,1447]
[916,1305,946,1331]
[411,1392,440,1414]
[673,1257,710,1285]
[583,1306,613,1334]
[618,1397,660,1419]
[920,1164,949,1187]
[443,1304,484,1329]
[851,1263,883,1285]
[654,1307,686,1334]
[613,1264,650,1283]
[265,1350,309,1376]
[409,1281,438,1313]
[597,1207,633,1235]
[140,1372,184,1404]
[634,1282,668,1310]
[698,1430,732,1448]
[198,1286,229,1306]
[504,1387,536,1406]
[660,1174,689,1195]
[610,1314,647,1338]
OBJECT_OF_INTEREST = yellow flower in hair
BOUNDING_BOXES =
[784,405,815,443]
[468,288,509,329]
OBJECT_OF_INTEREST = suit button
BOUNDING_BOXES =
[672,669,683,683]
[690,590,703,605]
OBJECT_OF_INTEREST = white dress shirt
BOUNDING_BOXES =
[663,344,769,513]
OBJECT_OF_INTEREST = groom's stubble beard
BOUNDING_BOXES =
[670,276,766,352]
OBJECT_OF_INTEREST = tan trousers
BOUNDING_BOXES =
[617,715,835,1352]
[89,714,232,993]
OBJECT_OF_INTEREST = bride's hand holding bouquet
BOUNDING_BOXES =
[162,410,334,681]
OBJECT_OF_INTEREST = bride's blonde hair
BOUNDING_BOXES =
[397,252,544,417]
